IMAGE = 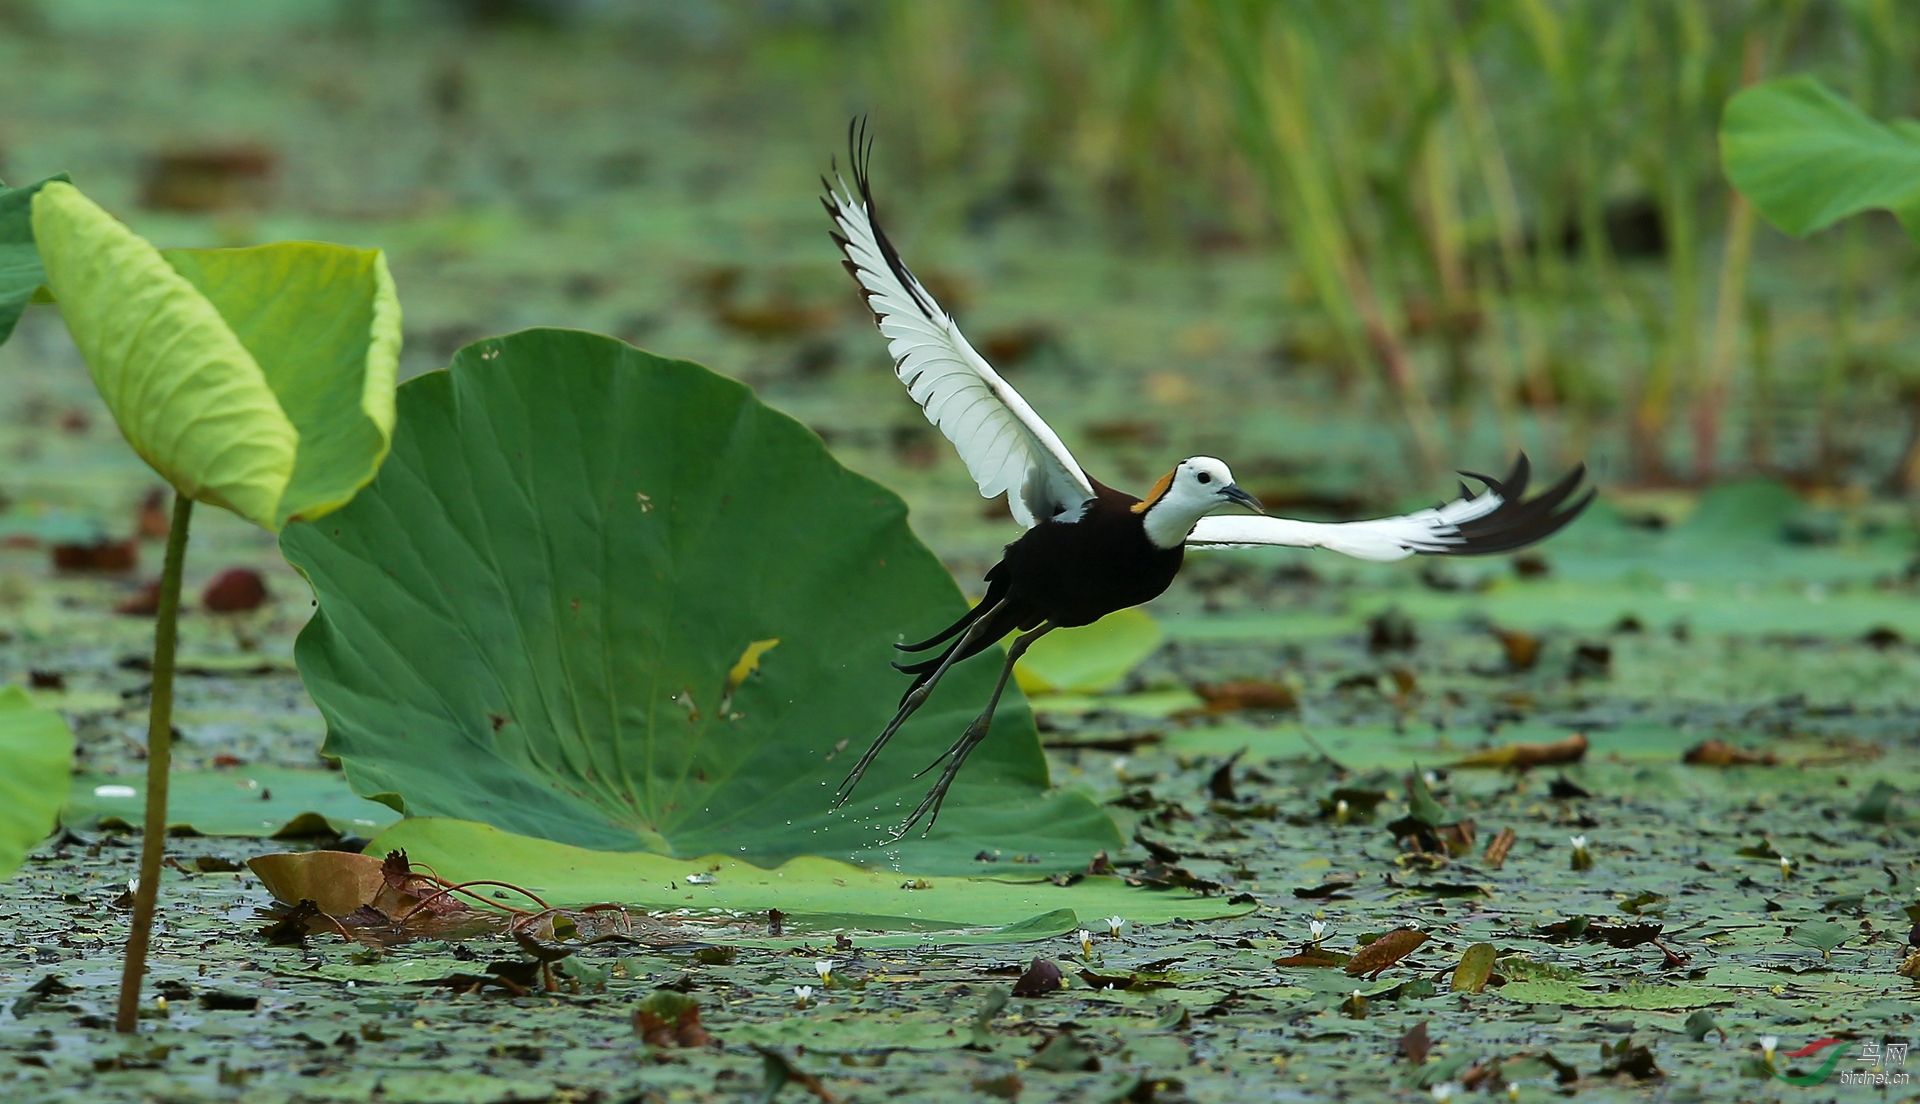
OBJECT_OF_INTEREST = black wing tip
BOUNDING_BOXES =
[1425,458,1594,558]
[821,115,939,322]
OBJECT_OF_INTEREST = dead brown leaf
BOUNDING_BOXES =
[1492,627,1540,671]
[1682,738,1779,767]
[1345,929,1428,979]
[1011,958,1064,997]
[1482,827,1518,869]
[1448,733,1588,772]
[1399,1020,1431,1065]
[1190,680,1298,714]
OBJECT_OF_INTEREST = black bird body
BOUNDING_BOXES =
[897,481,1181,695]
[821,120,1594,837]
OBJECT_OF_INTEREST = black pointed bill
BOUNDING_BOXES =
[1219,483,1264,512]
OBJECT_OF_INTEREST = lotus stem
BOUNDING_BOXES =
[115,492,193,1033]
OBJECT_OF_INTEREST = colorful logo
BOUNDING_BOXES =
[1773,1038,1849,1086]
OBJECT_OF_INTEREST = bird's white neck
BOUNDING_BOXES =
[1140,497,1211,550]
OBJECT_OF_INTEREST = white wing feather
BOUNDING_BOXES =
[1185,487,1508,561]
[826,172,1094,527]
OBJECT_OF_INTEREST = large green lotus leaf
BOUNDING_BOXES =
[282,328,1123,875]
[165,243,400,526]
[1722,74,1920,242]
[0,686,76,880]
[62,766,400,838]
[31,182,401,530]
[0,174,69,348]
[372,817,1247,930]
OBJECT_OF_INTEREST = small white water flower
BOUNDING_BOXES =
[1105,915,1125,937]
[793,985,814,1007]
[1076,929,1094,957]
[1431,1084,1459,1103]
[1779,855,1792,878]
[1568,835,1587,851]
[1760,1035,1778,1060]
[1335,798,1350,822]
[814,959,834,984]
[1309,919,1329,943]
[1505,1084,1520,1102]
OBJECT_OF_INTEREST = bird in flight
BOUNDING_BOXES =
[821,122,1592,839]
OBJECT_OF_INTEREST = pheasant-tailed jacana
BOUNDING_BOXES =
[822,123,1593,838]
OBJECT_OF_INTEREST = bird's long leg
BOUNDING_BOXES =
[833,599,1009,808]
[888,622,1055,841]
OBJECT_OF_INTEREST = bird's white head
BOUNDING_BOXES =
[1133,456,1264,548]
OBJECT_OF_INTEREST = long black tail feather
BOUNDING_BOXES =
[1438,454,1593,556]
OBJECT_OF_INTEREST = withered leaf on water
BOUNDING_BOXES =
[1345,929,1428,978]
[1437,819,1477,856]
[1272,946,1351,969]
[1597,1036,1662,1080]
[633,991,715,1048]
[1391,879,1491,898]
[1205,748,1245,800]
[1482,827,1517,869]
[1125,858,1224,894]
[382,848,472,916]
[1190,680,1298,715]
[198,990,259,1011]
[1011,958,1064,997]
[1682,738,1779,767]
[1292,876,1358,900]
[1547,775,1591,799]
[261,900,325,945]
[1132,833,1182,862]
[1399,1020,1432,1065]
[1536,918,1663,948]
[1448,733,1588,772]
[1386,816,1449,856]
[249,851,388,916]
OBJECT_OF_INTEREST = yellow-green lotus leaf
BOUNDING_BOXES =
[0,686,76,881]
[30,182,399,530]
[165,244,399,526]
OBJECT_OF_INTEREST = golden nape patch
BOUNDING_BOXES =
[1131,469,1176,513]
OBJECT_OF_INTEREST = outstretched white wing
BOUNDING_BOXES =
[824,128,1094,527]
[1186,457,1593,562]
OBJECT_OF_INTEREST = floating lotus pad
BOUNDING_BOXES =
[0,686,76,879]
[283,329,1124,876]
[371,816,1247,930]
